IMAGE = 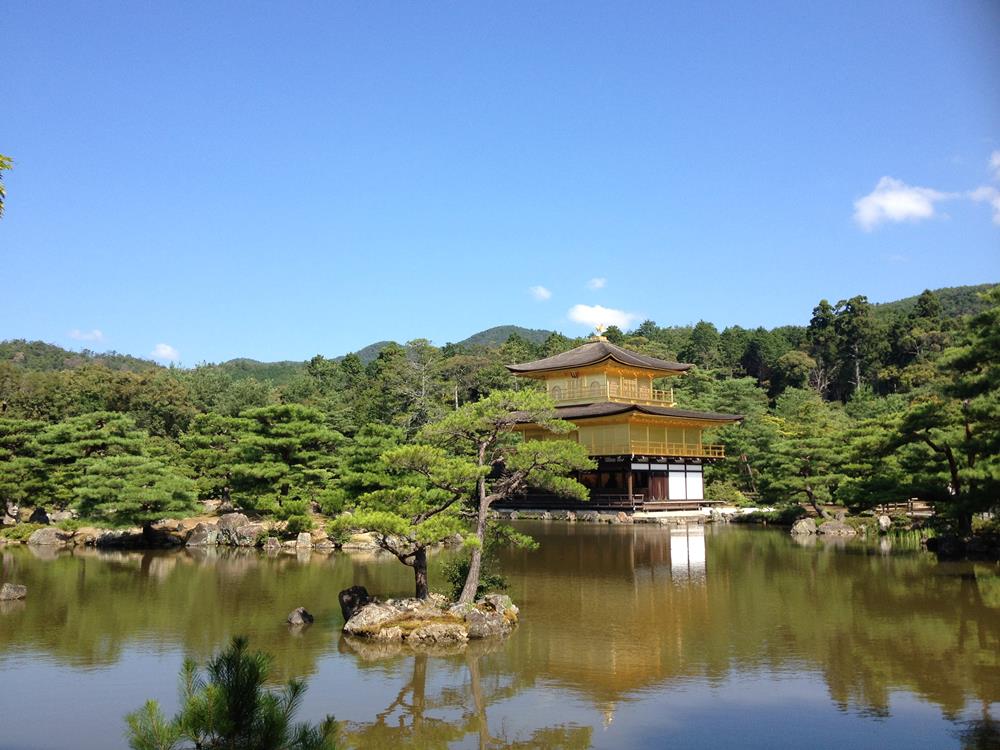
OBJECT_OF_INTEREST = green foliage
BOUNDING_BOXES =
[0,523,44,542]
[705,480,751,506]
[74,455,198,531]
[283,515,313,537]
[125,636,336,750]
[438,523,536,600]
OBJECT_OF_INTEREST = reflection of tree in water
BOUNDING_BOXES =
[957,703,1000,750]
[338,638,592,750]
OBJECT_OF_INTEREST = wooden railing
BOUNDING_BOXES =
[549,381,675,406]
[581,439,725,459]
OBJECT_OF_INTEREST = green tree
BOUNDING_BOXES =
[330,444,477,599]
[75,455,198,542]
[679,321,721,368]
[419,390,594,603]
[182,413,250,504]
[0,417,45,520]
[125,636,335,750]
[34,412,150,509]
[759,389,849,516]
[230,405,342,514]
[894,288,1000,533]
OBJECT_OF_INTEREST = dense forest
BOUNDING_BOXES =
[1,283,997,539]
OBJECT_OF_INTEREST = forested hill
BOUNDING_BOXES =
[0,339,160,373]
[1,283,994,380]
[873,283,997,320]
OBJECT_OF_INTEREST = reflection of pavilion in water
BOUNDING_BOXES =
[668,525,706,584]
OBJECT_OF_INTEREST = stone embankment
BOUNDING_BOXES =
[342,592,519,646]
[790,513,895,538]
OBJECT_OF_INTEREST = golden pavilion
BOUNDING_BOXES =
[505,338,742,511]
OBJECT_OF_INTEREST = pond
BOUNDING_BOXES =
[1,523,998,749]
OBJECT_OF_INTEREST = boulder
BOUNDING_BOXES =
[27,527,67,547]
[817,520,857,537]
[616,511,632,524]
[462,607,511,639]
[877,514,893,533]
[27,507,50,525]
[0,583,27,601]
[339,585,374,622]
[791,518,817,535]
[286,607,314,626]
[216,513,250,544]
[186,522,219,547]
[234,523,264,547]
[408,623,468,644]
[48,510,74,523]
[296,532,313,548]
[263,536,281,550]
[343,602,405,636]
[577,511,599,523]
[341,532,380,551]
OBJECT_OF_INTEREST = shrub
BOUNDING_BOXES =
[125,636,336,750]
[705,480,752,507]
[276,499,310,521]
[284,515,313,537]
[0,523,44,542]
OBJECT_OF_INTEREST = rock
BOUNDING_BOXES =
[286,607,314,626]
[877,514,892,532]
[235,523,264,547]
[343,602,404,636]
[48,510,74,523]
[217,512,249,529]
[0,583,27,601]
[817,520,857,537]
[341,532,380,551]
[616,511,632,524]
[835,510,847,522]
[282,540,297,548]
[186,522,219,547]
[463,608,511,638]
[339,586,374,622]
[27,527,67,547]
[577,511,598,523]
[477,594,520,617]
[263,536,281,550]
[791,518,817,535]
[508,511,519,520]
[408,623,468,644]
[27,507,50,525]
[313,539,336,551]
[296,532,312,548]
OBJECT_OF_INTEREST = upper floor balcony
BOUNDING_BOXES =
[548,380,676,407]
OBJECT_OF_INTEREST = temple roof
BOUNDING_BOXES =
[506,340,692,376]
[520,402,743,424]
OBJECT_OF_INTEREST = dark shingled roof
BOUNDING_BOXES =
[517,402,743,424]
[506,340,692,375]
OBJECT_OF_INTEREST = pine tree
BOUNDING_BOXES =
[74,454,198,541]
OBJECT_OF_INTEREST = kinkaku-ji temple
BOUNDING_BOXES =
[503,337,743,512]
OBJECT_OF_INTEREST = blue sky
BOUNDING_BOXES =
[2,1,998,365]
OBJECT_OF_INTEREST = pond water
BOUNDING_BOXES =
[1,523,998,749]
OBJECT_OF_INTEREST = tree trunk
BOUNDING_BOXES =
[805,486,830,519]
[141,522,156,546]
[413,548,429,600]
[459,472,489,604]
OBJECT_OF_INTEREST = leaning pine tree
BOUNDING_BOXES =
[417,390,594,604]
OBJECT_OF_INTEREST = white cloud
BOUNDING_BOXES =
[853,177,953,231]
[529,285,552,301]
[586,277,607,290]
[568,304,638,330]
[970,186,1000,225]
[151,343,180,362]
[990,150,1000,181]
[69,328,104,342]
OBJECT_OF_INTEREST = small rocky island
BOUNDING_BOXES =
[340,586,519,645]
